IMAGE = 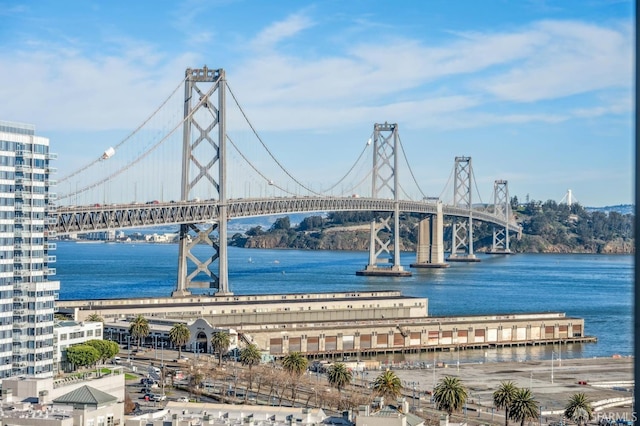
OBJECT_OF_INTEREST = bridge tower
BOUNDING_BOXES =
[356,123,411,277]
[487,180,512,254]
[447,156,480,262]
[410,201,449,268]
[173,66,232,297]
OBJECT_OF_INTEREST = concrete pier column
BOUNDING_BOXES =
[411,202,449,269]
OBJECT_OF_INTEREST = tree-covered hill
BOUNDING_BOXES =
[229,199,634,254]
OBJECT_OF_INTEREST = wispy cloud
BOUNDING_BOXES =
[250,13,314,51]
[479,20,633,102]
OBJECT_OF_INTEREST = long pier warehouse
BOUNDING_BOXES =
[57,291,594,358]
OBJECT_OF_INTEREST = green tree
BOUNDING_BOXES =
[564,393,593,426]
[240,344,262,393]
[327,362,352,391]
[372,369,402,401]
[433,376,468,416]
[493,381,518,426]
[129,315,150,350]
[86,313,104,322]
[282,352,308,377]
[271,217,291,231]
[246,226,264,236]
[66,344,100,370]
[210,331,231,366]
[240,344,262,371]
[169,323,191,358]
[85,339,119,364]
[508,388,539,426]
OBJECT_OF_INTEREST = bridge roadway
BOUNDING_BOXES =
[53,197,521,236]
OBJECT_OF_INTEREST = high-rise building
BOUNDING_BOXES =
[0,120,58,380]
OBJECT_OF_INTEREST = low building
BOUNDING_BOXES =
[58,291,590,358]
[103,317,237,357]
[54,320,104,374]
[125,402,326,426]
[356,398,424,426]
[0,374,125,425]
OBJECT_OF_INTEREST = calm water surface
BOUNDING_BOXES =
[55,242,633,363]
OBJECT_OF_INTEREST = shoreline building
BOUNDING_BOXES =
[0,120,58,380]
[59,291,592,359]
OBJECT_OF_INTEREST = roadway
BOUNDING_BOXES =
[54,197,520,235]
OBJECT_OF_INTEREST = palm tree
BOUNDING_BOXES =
[210,331,231,366]
[282,352,308,377]
[564,393,593,426]
[508,388,539,426]
[240,344,262,394]
[168,323,191,358]
[86,313,104,322]
[128,315,149,350]
[327,362,352,391]
[372,369,402,401]
[240,344,262,370]
[433,376,468,416]
[493,381,518,426]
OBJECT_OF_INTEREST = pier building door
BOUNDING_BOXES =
[196,332,208,354]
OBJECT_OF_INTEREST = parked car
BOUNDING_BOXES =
[152,394,167,402]
[176,396,189,402]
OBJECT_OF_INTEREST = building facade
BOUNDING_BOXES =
[59,292,590,359]
[53,320,104,374]
[0,120,58,380]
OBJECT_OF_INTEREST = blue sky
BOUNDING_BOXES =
[0,0,634,207]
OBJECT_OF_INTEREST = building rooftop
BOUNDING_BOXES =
[52,385,117,407]
[126,402,327,426]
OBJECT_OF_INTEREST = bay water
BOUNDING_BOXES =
[55,242,633,364]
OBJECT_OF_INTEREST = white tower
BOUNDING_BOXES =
[0,120,58,381]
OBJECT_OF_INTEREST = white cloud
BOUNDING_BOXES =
[479,20,633,102]
[250,13,314,51]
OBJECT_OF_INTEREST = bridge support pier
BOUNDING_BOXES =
[446,156,480,263]
[174,66,233,297]
[410,202,449,269]
[357,122,411,277]
[486,180,513,255]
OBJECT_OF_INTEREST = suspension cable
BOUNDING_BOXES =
[226,135,298,197]
[58,84,213,201]
[438,165,455,201]
[471,167,485,206]
[337,169,373,197]
[398,135,428,200]
[226,83,321,196]
[57,77,186,184]
[318,132,373,195]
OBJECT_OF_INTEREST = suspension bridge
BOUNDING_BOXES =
[52,66,521,296]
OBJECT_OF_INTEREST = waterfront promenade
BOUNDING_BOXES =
[128,344,632,425]
[390,356,633,424]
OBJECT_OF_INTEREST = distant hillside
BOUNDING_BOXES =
[228,213,319,233]
[230,200,634,254]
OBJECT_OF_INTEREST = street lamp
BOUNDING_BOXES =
[551,352,555,384]
[126,336,131,362]
[408,381,419,411]
[161,342,166,395]
[558,341,562,367]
